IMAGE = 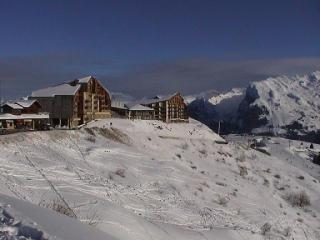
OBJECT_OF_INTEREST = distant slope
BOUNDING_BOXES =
[187,71,320,141]
[236,71,320,141]
[187,88,245,133]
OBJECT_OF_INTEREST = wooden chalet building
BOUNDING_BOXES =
[111,100,155,120]
[1,100,42,115]
[16,100,42,114]
[140,92,188,123]
[0,100,48,130]
[1,102,24,115]
[29,76,111,128]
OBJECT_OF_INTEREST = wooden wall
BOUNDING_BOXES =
[167,93,188,122]
[79,78,111,123]
[29,97,54,114]
[21,102,42,114]
[1,105,21,115]
[144,93,188,122]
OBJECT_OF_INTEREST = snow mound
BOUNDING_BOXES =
[0,194,116,240]
[88,118,224,142]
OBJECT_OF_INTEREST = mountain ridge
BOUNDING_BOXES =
[187,71,320,142]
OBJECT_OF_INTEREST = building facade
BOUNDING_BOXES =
[0,100,48,131]
[1,103,23,115]
[111,101,155,120]
[30,76,111,128]
[16,100,42,114]
[140,93,188,122]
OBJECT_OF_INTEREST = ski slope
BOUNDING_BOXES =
[0,118,319,239]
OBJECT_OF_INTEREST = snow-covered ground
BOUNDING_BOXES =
[0,118,320,239]
[0,193,116,240]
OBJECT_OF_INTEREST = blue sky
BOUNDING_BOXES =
[0,0,320,98]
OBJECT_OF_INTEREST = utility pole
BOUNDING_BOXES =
[0,79,2,105]
[0,79,3,113]
[218,120,221,136]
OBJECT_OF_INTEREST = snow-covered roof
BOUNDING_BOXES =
[31,84,81,97]
[139,93,179,105]
[2,103,23,110]
[112,101,154,111]
[111,92,134,102]
[0,113,49,120]
[155,93,179,101]
[77,76,112,96]
[15,100,37,108]
[111,100,127,109]
[126,103,154,111]
[78,76,93,83]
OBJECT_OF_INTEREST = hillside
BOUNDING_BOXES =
[0,119,320,239]
[187,71,320,142]
[237,71,320,138]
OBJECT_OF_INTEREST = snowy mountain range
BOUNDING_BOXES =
[187,71,320,142]
[237,71,320,135]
